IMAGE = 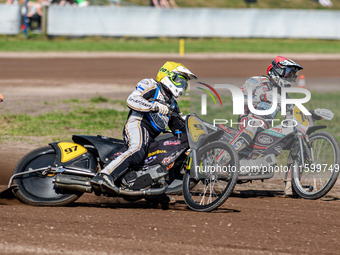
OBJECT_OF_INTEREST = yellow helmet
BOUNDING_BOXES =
[156,61,197,97]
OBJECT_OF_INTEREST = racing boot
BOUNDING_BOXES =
[91,173,119,194]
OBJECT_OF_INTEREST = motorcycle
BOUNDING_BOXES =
[218,106,340,199]
[7,109,239,212]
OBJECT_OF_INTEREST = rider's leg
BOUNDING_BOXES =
[103,121,151,179]
[91,120,152,189]
[230,115,268,152]
[230,127,256,152]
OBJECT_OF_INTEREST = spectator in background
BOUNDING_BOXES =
[75,0,89,7]
[40,0,58,7]
[167,0,177,8]
[319,0,333,7]
[26,0,43,30]
[59,0,75,6]
[150,0,160,7]
[12,0,43,31]
[150,0,177,8]
[6,0,18,4]
[60,0,88,7]
[111,0,120,6]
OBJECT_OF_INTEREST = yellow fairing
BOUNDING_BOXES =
[293,106,309,127]
[188,116,206,142]
[57,142,87,163]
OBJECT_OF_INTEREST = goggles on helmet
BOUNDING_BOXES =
[283,67,298,82]
[170,74,188,90]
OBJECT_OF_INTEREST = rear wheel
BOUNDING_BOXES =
[291,132,340,199]
[183,141,239,212]
[13,146,82,206]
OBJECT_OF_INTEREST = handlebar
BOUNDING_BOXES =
[149,98,182,119]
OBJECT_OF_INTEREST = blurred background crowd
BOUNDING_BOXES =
[3,0,181,31]
[1,0,338,32]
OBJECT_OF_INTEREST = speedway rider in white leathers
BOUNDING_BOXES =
[230,56,303,152]
[91,61,197,191]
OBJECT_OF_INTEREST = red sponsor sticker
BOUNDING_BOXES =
[163,140,181,146]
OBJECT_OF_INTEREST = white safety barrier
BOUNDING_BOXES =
[47,6,340,39]
[0,4,21,35]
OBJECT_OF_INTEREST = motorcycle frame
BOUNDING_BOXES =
[185,114,225,180]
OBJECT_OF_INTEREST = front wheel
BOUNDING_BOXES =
[12,146,82,206]
[183,141,239,212]
[291,132,340,199]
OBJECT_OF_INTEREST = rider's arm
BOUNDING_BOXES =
[126,79,158,112]
[169,115,186,136]
[240,84,250,106]
[282,94,294,119]
[241,77,263,107]
[168,101,186,136]
[243,76,275,106]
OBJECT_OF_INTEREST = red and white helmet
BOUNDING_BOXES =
[267,56,303,88]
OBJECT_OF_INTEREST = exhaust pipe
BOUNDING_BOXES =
[54,175,92,193]
[117,183,168,196]
[96,181,168,197]
[55,173,168,197]
[94,175,169,197]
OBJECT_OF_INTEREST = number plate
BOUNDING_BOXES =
[188,116,207,142]
[293,106,310,127]
[57,142,87,163]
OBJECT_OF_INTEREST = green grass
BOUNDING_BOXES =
[1,36,340,53]
[90,96,109,103]
[0,97,190,142]
[0,92,338,143]
[0,107,128,139]
[62,98,81,104]
[0,97,129,142]
[304,92,340,141]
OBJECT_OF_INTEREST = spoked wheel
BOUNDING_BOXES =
[183,141,239,212]
[12,146,82,206]
[292,132,340,199]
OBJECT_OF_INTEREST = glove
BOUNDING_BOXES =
[153,102,169,115]
[312,108,334,121]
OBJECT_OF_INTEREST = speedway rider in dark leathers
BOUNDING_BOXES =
[229,56,303,153]
[91,61,197,191]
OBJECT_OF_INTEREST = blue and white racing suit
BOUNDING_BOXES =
[101,78,186,179]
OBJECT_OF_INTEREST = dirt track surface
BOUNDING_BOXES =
[0,54,340,254]
[0,187,340,255]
